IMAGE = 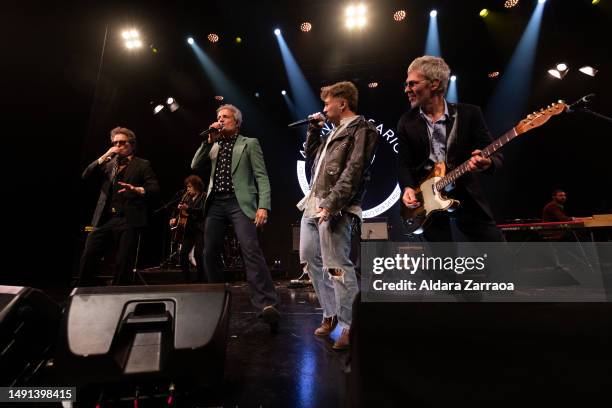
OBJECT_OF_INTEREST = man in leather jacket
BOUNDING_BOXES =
[297,81,379,350]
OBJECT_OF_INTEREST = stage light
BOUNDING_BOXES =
[167,97,174,105]
[450,75,457,82]
[592,0,600,4]
[214,95,224,101]
[430,10,437,18]
[153,104,164,114]
[122,29,142,50]
[235,37,242,44]
[345,4,367,30]
[208,33,219,43]
[488,71,500,78]
[504,0,519,8]
[274,28,281,36]
[480,9,489,17]
[187,37,194,45]
[254,92,260,98]
[122,31,130,40]
[281,90,287,95]
[556,63,567,71]
[300,22,312,32]
[538,0,546,3]
[368,82,378,88]
[393,10,406,21]
[579,66,598,76]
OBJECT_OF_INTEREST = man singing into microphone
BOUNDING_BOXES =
[298,81,379,350]
[191,104,280,331]
[78,127,159,286]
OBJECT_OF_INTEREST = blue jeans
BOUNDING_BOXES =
[300,213,358,329]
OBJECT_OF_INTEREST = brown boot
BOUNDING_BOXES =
[332,328,350,350]
[314,315,338,336]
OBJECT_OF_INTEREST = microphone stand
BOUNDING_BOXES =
[156,190,184,270]
[576,107,612,124]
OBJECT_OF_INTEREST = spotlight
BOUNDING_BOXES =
[274,28,281,36]
[547,69,568,79]
[254,92,260,98]
[450,75,457,82]
[504,0,519,8]
[430,10,437,18]
[167,97,174,105]
[214,96,224,101]
[579,66,598,77]
[368,82,379,88]
[556,63,567,71]
[281,90,287,95]
[207,33,219,43]
[130,30,138,38]
[300,22,312,32]
[393,10,406,22]
[187,37,194,45]
[122,31,130,40]
[538,0,546,3]
[593,0,600,4]
[488,71,500,78]
[168,101,179,112]
[345,4,367,30]
[480,9,489,17]
[235,37,242,44]
[153,104,164,114]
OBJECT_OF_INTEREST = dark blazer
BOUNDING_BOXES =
[397,102,503,221]
[183,193,206,232]
[82,156,160,228]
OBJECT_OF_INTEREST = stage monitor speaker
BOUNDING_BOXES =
[361,220,389,240]
[54,284,231,388]
[0,286,62,386]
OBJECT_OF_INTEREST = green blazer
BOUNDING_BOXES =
[191,135,271,219]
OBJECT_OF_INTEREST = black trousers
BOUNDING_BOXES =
[78,216,139,286]
[204,194,278,311]
[180,228,205,283]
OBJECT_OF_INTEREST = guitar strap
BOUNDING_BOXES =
[445,106,459,166]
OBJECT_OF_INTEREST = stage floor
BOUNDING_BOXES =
[43,277,348,407]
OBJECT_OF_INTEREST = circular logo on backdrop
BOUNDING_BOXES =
[296,118,400,218]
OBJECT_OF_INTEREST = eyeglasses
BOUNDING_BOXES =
[112,140,130,146]
[403,79,429,89]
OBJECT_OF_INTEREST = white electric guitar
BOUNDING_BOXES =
[401,102,567,234]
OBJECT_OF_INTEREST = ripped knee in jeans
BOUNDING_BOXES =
[327,267,345,284]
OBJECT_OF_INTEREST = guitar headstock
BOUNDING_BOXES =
[515,101,567,135]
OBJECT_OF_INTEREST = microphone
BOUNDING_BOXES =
[566,93,595,112]
[199,126,223,137]
[288,112,326,128]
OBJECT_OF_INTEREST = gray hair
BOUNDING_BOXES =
[408,55,450,94]
[217,104,243,127]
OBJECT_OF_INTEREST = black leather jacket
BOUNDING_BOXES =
[305,116,379,214]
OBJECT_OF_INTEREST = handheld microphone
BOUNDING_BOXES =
[199,126,223,137]
[566,93,595,112]
[288,112,326,128]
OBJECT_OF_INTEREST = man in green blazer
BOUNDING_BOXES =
[191,104,280,329]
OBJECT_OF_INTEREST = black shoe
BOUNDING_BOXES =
[262,305,280,332]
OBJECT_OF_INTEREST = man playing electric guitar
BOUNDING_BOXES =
[397,56,505,242]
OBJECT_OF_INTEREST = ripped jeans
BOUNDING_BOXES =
[299,213,359,329]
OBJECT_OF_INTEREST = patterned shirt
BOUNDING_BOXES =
[419,99,450,163]
[213,133,238,194]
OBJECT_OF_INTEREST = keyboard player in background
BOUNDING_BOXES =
[542,189,575,222]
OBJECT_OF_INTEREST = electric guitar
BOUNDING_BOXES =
[401,102,567,235]
[171,192,190,243]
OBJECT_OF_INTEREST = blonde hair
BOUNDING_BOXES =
[320,81,358,112]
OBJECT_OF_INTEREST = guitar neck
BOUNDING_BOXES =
[436,127,519,191]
